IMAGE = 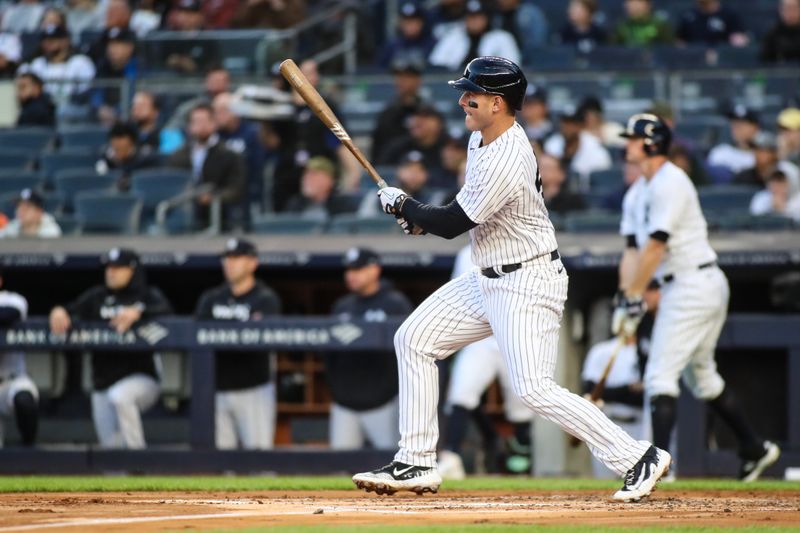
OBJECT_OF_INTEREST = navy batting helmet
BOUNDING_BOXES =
[620,113,672,156]
[448,56,528,110]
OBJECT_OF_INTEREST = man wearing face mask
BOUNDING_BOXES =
[48,248,173,449]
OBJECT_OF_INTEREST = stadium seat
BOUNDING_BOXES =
[39,150,99,182]
[54,214,80,235]
[652,46,709,70]
[581,47,651,70]
[588,168,623,193]
[54,169,117,211]
[251,214,325,234]
[74,191,143,234]
[749,214,795,231]
[563,210,621,233]
[697,186,757,213]
[524,46,576,70]
[130,168,193,232]
[58,125,109,150]
[327,214,401,234]
[0,128,55,152]
[715,46,760,69]
[0,172,44,196]
[0,150,34,171]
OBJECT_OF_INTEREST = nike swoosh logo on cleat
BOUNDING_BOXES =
[392,466,415,477]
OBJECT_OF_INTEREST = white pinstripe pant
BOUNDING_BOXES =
[393,255,650,476]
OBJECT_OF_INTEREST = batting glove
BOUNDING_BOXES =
[377,187,408,215]
[611,291,646,337]
[396,216,426,236]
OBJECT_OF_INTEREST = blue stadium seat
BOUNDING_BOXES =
[54,169,116,211]
[74,192,143,234]
[58,125,109,150]
[525,46,577,71]
[652,46,709,70]
[327,214,401,234]
[716,46,760,69]
[581,47,651,70]
[0,172,44,196]
[0,150,34,171]
[251,214,325,234]
[54,214,80,235]
[39,150,99,181]
[749,214,795,231]
[130,168,193,232]
[589,168,623,192]
[0,128,55,152]
[0,191,16,217]
[697,185,757,213]
[563,210,621,233]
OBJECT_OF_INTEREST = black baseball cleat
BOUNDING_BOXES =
[740,441,780,482]
[352,461,442,496]
[613,445,672,502]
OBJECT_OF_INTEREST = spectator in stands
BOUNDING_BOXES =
[558,0,606,53]
[15,71,55,127]
[440,132,469,186]
[520,85,553,144]
[494,0,548,55]
[378,102,449,188]
[165,0,216,73]
[200,0,239,29]
[359,151,443,217]
[610,0,673,47]
[165,66,231,132]
[734,131,800,192]
[707,105,761,176]
[93,27,138,125]
[761,0,800,63]
[429,0,521,70]
[39,6,67,30]
[230,0,306,29]
[213,91,267,216]
[64,0,104,43]
[96,122,158,191]
[544,105,612,182]
[778,107,800,167]
[430,0,466,39]
[676,0,749,47]
[0,188,61,239]
[131,90,163,152]
[750,169,800,221]
[48,248,172,449]
[194,238,282,449]
[130,0,164,37]
[377,2,435,69]
[539,153,586,214]
[578,96,625,148]
[0,268,38,448]
[371,56,426,162]
[23,25,95,112]
[85,0,133,63]
[167,103,247,230]
[0,31,21,77]
[285,156,356,220]
[326,247,412,450]
[0,0,45,33]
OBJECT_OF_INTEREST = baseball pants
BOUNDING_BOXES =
[0,374,38,446]
[446,336,532,423]
[216,381,276,450]
[393,255,650,475]
[92,373,160,449]
[645,267,728,400]
[330,396,400,450]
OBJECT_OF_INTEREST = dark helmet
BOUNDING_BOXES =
[448,56,528,110]
[619,113,672,156]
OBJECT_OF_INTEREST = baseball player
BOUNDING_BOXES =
[325,248,412,450]
[353,56,670,502]
[614,113,780,481]
[49,248,172,449]
[439,244,534,480]
[194,238,282,449]
[0,268,38,447]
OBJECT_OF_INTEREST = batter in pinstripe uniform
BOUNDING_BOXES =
[353,57,671,502]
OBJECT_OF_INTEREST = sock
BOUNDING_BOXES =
[444,405,470,455]
[651,395,677,453]
[13,391,38,446]
[707,387,764,459]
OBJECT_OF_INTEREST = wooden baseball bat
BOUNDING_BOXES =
[279,59,388,189]
[570,335,626,448]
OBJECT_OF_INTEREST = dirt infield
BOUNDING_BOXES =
[0,488,798,531]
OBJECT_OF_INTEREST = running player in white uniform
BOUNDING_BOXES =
[614,113,780,482]
[352,57,671,502]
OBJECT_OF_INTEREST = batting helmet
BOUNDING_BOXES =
[448,56,528,110]
[620,113,672,156]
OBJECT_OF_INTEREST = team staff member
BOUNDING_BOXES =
[326,248,413,450]
[614,113,780,482]
[194,238,281,450]
[354,57,669,502]
[0,268,38,447]
[49,248,172,449]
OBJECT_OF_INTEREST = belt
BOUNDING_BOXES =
[481,250,559,279]
[662,261,716,284]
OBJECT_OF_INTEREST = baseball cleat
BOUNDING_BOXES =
[612,445,672,502]
[740,441,780,482]
[352,461,442,496]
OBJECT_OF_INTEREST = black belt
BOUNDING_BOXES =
[662,261,716,284]
[481,250,559,279]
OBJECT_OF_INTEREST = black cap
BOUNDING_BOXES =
[750,131,778,151]
[102,247,139,267]
[107,26,136,43]
[343,247,380,269]
[524,84,548,104]
[390,55,425,75]
[222,238,258,257]
[399,150,425,165]
[17,188,44,209]
[412,102,442,119]
[578,95,603,114]
[558,104,583,122]
[465,0,488,15]
[177,0,202,11]
[399,1,424,18]
[725,104,759,124]
[41,24,69,39]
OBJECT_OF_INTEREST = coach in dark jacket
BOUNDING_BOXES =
[48,248,173,449]
[168,103,246,229]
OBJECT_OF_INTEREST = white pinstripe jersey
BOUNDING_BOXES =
[456,121,558,269]
[620,161,716,278]
[0,290,28,377]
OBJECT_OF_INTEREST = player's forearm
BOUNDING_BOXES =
[626,239,665,297]
[401,198,476,239]
[618,247,640,291]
